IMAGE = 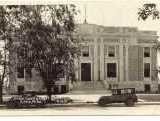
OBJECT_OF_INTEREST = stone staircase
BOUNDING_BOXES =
[72,80,108,91]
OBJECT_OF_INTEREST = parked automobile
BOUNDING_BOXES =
[7,91,73,108]
[7,93,47,108]
[51,96,73,104]
[98,88,138,107]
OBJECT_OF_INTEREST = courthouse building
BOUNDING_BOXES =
[73,23,159,93]
[8,23,159,94]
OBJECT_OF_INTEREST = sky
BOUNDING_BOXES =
[1,0,160,64]
[0,0,159,33]
[73,0,160,37]
[0,0,160,35]
[72,0,160,66]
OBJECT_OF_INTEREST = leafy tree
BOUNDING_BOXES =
[138,3,160,75]
[0,6,16,104]
[138,3,159,20]
[7,5,80,101]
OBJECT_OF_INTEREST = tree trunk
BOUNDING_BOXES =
[47,85,52,103]
[0,81,3,104]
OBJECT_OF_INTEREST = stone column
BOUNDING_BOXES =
[100,38,104,80]
[93,38,98,81]
[119,43,124,82]
[125,45,129,81]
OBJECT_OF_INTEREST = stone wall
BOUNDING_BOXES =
[128,45,139,81]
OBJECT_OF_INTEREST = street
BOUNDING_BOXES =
[0,103,160,115]
[2,94,160,116]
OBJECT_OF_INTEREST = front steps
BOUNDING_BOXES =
[68,80,110,94]
[72,81,108,91]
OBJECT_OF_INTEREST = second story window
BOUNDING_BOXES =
[108,46,115,57]
[144,47,150,57]
[82,46,89,57]
[17,66,24,78]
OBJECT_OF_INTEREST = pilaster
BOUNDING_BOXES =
[100,38,104,80]
[93,38,98,81]
[119,43,124,82]
[125,45,129,81]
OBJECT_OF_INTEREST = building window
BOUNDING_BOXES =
[108,46,115,57]
[17,67,24,78]
[144,47,150,57]
[107,63,117,77]
[144,63,150,78]
[81,46,89,57]
[17,85,24,94]
[25,68,32,78]
[144,84,151,92]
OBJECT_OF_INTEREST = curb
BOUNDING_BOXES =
[0,105,6,107]
[137,102,160,105]
[45,102,97,107]
[1,102,160,108]
[46,102,160,107]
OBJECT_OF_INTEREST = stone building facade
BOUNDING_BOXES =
[73,23,159,92]
[8,23,159,94]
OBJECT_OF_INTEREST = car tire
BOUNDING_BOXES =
[13,100,21,108]
[98,99,107,107]
[125,99,135,107]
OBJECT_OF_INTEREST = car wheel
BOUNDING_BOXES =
[98,99,107,107]
[7,101,15,108]
[13,100,21,108]
[125,99,135,107]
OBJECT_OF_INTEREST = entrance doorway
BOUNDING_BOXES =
[81,63,91,81]
[144,84,151,93]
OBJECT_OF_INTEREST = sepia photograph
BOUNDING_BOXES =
[0,0,160,116]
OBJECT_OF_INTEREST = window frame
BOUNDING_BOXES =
[81,46,90,57]
[108,45,116,57]
[144,63,151,78]
[25,68,32,78]
[17,66,25,78]
[144,47,150,58]
[107,63,117,78]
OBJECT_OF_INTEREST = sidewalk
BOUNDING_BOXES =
[66,90,110,95]
[2,92,160,108]
[1,101,160,108]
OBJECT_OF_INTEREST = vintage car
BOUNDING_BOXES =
[7,93,47,108]
[7,91,73,108]
[98,88,138,107]
[51,96,73,104]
